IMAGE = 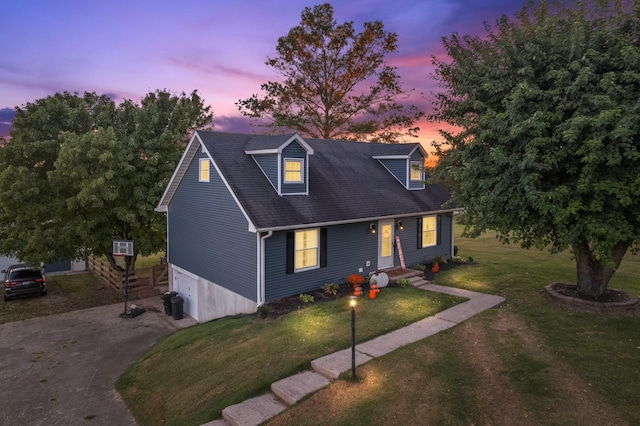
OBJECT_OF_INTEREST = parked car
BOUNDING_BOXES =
[2,263,47,301]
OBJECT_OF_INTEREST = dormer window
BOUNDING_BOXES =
[410,161,423,181]
[284,158,304,183]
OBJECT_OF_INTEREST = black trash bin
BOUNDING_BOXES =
[160,291,178,316]
[171,295,184,320]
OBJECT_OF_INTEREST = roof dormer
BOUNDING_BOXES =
[244,134,314,195]
[373,144,427,190]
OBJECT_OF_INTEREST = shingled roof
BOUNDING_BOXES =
[158,131,455,231]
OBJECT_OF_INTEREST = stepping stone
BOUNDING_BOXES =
[222,393,286,426]
[311,348,372,379]
[271,371,330,405]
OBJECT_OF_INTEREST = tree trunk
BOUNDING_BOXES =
[574,242,629,300]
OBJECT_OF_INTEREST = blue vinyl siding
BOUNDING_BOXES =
[168,151,257,301]
[264,222,378,300]
[379,159,406,186]
[397,214,453,266]
[281,142,307,194]
[408,152,425,190]
[253,155,278,190]
[262,215,453,301]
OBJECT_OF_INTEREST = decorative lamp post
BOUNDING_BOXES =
[349,295,357,379]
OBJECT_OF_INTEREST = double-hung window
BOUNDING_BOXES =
[410,160,423,181]
[421,215,437,247]
[284,158,303,183]
[199,158,210,182]
[295,228,319,271]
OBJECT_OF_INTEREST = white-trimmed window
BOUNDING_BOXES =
[199,158,210,182]
[410,160,423,181]
[421,215,437,247]
[295,228,319,271]
[284,158,303,183]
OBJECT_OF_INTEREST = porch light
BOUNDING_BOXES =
[369,223,377,234]
[397,220,404,230]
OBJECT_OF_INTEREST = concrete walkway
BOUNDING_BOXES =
[207,279,505,426]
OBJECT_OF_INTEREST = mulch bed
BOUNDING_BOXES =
[550,283,630,303]
[259,261,466,319]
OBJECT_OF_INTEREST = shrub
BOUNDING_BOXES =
[299,294,314,303]
[432,255,448,265]
[321,283,339,295]
[411,264,427,271]
[396,278,412,288]
[347,274,365,288]
[257,305,270,319]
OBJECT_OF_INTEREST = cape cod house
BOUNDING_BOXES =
[156,131,457,322]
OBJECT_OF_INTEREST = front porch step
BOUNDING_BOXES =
[384,268,424,284]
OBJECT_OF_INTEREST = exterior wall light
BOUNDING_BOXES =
[397,220,404,230]
[369,223,377,234]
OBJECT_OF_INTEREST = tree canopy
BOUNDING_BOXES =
[430,0,640,299]
[0,90,213,269]
[236,3,424,143]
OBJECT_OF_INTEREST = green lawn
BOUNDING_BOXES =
[115,285,464,425]
[117,226,640,425]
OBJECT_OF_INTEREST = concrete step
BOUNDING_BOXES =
[411,278,431,288]
[386,268,424,283]
[271,371,330,405]
[222,393,287,426]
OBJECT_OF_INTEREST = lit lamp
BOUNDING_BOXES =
[397,220,404,230]
[369,223,377,234]
[349,295,357,379]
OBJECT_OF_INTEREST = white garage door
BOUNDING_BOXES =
[172,268,199,321]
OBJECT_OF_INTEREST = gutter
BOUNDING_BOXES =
[257,231,273,307]
[253,208,462,233]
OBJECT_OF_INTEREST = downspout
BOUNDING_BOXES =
[257,231,273,307]
[450,214,455,259]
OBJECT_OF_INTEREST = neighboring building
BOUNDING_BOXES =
[0,256,86,276]
[156,131,458,323]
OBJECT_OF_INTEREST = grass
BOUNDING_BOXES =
[116,226,640,425]
[265,226,640,426]
[0,272,122,325]
[115,286,464,425]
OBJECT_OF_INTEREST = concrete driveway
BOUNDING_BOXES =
[0,297,196,425]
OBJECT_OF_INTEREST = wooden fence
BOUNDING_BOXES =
[88,255,169,300]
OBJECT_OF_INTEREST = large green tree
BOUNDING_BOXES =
[237,3,424,143]
[0,90,213,269]
[430,0,640,299]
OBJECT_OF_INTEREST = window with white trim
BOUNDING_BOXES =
[199,158,210,182]
[284,158,303,183]
[421,215,437,247]
[295,228,319,270]
[410,160,423,181]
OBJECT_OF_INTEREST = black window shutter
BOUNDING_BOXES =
[320,228,327,267]
[417,217,422,249]
[437,215,442,246]
[286,232,294,274]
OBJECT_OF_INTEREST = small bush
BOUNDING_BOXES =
[257,305,270,319]
[411,264,427,271]
[299,294,315,303]
[321,283,339,295]
[396,278,412,288]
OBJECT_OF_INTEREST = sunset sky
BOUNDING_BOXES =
[0,0,523,147]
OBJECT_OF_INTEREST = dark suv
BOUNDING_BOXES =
[2,264,47,301]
